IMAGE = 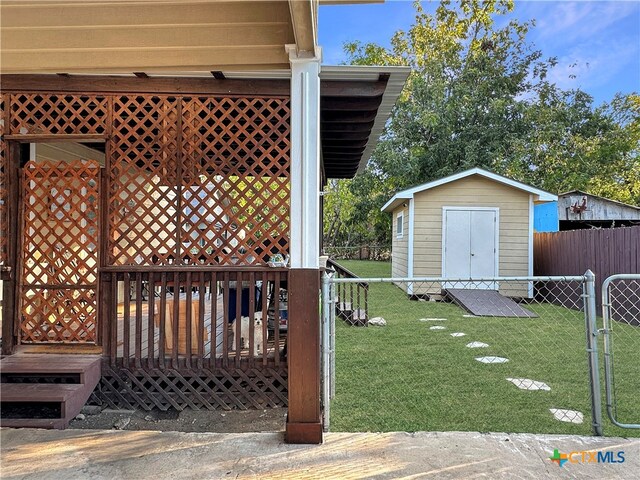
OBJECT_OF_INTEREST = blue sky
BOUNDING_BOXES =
[318,1,640,105]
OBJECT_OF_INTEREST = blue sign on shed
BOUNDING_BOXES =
[534,201,559,232]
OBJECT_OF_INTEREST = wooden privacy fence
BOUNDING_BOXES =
[534,226,640,320]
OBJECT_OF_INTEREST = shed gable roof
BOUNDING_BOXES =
[381,168,557,212]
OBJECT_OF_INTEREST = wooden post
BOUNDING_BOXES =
[2,142,20,355]
[286,268,322,444]
[99,167,110,358]
[286,44,323,443]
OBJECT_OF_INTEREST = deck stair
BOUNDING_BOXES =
[336,302,368,326]
[0,354,101,429]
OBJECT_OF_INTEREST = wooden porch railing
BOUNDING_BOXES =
[99,267,289,370]
[326,259,369,326]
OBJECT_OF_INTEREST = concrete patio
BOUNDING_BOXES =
[1,428,638,479]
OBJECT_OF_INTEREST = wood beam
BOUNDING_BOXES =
[1,143,20,355]
[0,75,290,97]
[0,75,388,99]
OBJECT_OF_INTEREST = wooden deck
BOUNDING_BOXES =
[116,292,286,361]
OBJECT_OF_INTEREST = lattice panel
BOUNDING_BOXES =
[108,96,179,265]
[20,288,97,343]
[20,159,99,343]
[9,93,108,135]
[180,97,290,265]
[91,366,288,411]
[0,95,7,266]
[108,95,290,266]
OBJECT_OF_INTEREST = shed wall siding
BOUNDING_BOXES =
[411,176,530,297]
[391,205,409,292]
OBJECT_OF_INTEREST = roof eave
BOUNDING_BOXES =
[320,65,410,179]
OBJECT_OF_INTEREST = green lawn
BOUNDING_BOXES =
[330,260,640,437]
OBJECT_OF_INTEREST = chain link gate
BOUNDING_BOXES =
[322,271,609,435]
[602,274,640,430]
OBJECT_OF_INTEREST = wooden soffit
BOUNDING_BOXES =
[320,66,410,179]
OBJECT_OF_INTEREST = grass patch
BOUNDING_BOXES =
[330,260,640,437]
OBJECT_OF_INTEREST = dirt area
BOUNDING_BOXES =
[69,406,287,433]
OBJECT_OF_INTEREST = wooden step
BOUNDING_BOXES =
[1,354,101,385]
[1,383,84,403]
[0,354,102,429]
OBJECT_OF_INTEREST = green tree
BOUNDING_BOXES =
[323,0,639,248]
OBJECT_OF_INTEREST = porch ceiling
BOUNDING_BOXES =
[0,1,311,73]
[0,1,383,73]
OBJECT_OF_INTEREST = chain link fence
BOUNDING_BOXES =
[322,272,619,436]
[602,274,640,430]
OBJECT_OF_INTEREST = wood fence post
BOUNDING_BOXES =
[286,268,322,444]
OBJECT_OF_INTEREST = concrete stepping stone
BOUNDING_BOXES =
[419,318,447,322]
[475,356,509,364]
[550,408,583,424]
[429,325,446,330]
[466,341,489,348]
[368,317,386,327]
[506,378,551,391]
[450,332,466,337]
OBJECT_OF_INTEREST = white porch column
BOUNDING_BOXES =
[287,45,321,269]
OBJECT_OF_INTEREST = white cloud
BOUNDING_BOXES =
[546,38,639,93]
[532,1,638,43]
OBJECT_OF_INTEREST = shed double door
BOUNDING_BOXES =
[443,208,498,288]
